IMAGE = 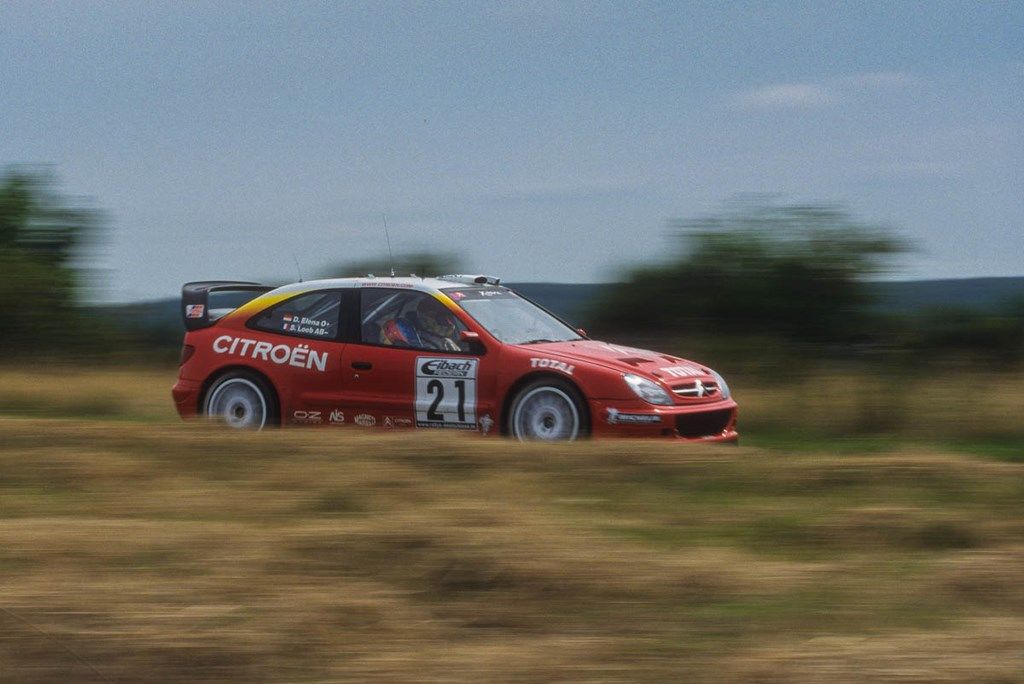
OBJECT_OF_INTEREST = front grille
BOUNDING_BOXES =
[675,409,733,438]
[671,380,720,399]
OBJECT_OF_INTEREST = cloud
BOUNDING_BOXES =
[734,83,837,109]
[735,71,912,110]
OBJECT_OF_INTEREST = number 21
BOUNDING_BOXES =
[426,379,466,422]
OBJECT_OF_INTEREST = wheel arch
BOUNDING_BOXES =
[199,364,282,425]
[499,371,591,436]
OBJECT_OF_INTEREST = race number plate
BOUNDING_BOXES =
[415,357,478,429]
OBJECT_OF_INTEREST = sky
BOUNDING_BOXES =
[2,0,1021,302]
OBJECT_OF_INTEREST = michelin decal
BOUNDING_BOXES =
[607,408,662,425]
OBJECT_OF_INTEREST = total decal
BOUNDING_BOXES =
[606,408,662,425]
[415,356,478,429]
[212,335,328,372]
[530,358,575,375]
[659,365,704,378]
[185,304,205,319]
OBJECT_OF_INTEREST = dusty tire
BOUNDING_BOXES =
[203,371,278,430]
[509,378,589,442]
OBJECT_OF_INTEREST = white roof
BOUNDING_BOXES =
[267,276,496,296]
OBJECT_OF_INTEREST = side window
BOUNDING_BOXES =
[359,289,468,352]
[253,291,343,340]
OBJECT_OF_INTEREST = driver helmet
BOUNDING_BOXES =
[417,297,457,339]
[380,318,419,346]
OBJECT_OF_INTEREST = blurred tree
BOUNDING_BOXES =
[318,251,465,279]
[902,300,1024,366]
[593,199,908,345]
[0,167,101,353]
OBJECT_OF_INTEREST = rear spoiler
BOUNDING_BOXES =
[181,281,273,330]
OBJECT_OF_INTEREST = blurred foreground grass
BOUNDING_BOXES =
[1,420,1023,681]
[1,367,1023,680]
[0,367,174,423]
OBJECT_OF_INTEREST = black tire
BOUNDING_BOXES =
[202,370,279,430]
[508,377,589,442]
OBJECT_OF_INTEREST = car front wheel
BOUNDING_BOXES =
[509,378,588,442]
[203,371,277,430]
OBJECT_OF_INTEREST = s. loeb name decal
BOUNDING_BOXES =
[212,335,328,371]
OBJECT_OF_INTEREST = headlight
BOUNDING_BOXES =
[623,373,673,406]
[711,370,731,399]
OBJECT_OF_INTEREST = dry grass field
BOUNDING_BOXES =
[739,370,1024,441]
[1,367,1023,681]
[0,367,176,423]
[1,365,1020,450]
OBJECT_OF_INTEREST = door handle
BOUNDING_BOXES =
[351,361,373,370]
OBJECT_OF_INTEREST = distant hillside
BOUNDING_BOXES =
[100,277,1024,346]
[869,277,1024,314]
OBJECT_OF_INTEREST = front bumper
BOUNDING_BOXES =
[589,398,739,442]
[171,378,202,420]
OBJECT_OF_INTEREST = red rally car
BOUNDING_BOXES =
[172,275,738,442]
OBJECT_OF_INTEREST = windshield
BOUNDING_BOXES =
[443,287,582,344]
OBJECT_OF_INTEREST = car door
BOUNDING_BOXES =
[247,288,354,425]
[340,288,489,430]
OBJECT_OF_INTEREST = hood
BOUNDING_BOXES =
[521,340,713,381]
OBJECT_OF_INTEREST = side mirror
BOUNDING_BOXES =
[459,330,487,355]
[576,327,588,338]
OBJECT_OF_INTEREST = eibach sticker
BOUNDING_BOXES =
[414,357,478,429]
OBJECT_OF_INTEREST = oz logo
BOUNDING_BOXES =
[293,410,322,424]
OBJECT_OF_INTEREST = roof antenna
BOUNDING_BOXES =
[291,253,303,283]
[382,213,396,277]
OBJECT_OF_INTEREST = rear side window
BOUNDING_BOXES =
[208,289,264,321]
[252,291,343,340]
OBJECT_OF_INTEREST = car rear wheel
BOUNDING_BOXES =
[509,378,588,442]
[203,371,277,430]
